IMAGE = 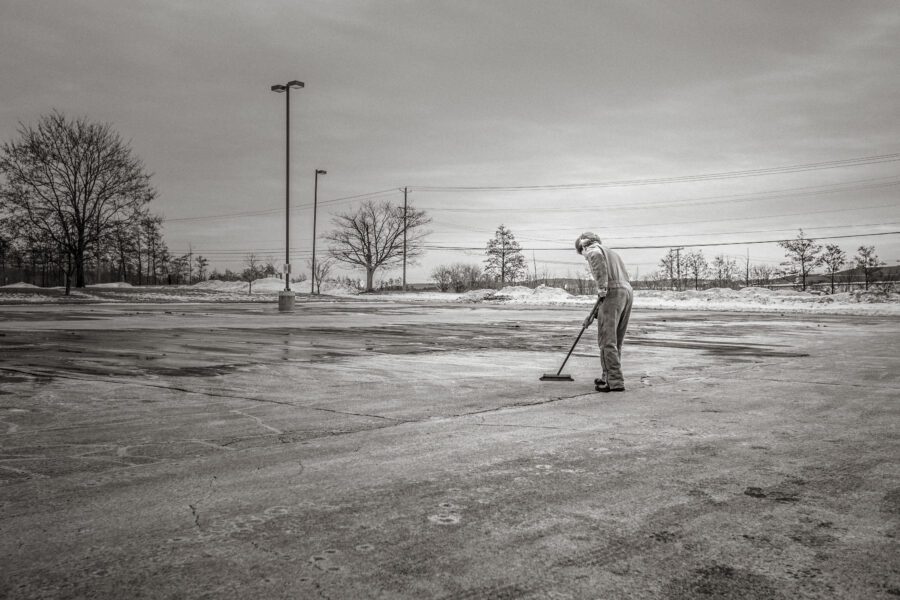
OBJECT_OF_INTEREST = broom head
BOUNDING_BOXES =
[540,373,574,382]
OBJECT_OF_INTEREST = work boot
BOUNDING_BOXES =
[595,383,625,393]
[594,377,607,386]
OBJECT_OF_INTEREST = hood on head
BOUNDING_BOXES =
[576,231,603,254]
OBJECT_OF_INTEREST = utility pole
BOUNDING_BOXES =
[312,169,326,294]
[402,187,408,292]
[745,248,750,287]
[674,247,684,291]
[96,209,101,284]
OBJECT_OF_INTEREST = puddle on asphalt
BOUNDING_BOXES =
[0,315,811,381]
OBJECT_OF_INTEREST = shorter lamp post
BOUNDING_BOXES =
[271,79,304,311]
[311,169,326,294]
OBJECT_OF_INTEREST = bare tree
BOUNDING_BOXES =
[194,255,209,282]
[111,218,139,283]
[658,249,677,289]
[243,253,264,294]
[855,245,884,290]
[325,199,431,292]
[712,254,739,288]
[641,270,667,290]
[484,225,526,286]
[431,265,452,292]
[0,112,155,293]
[778,229,823,291]
[682,250,708,290]
[821,244,846,294]
[453,263,482,292]
[140,214,166,285]
[750,263,775,287]
[169,254,190,284]
[306,256,334,294]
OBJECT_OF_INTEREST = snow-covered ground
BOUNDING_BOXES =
[1,280,897,315]
[378,284,900,316]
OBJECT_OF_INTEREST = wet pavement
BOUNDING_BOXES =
[0,301,898,598]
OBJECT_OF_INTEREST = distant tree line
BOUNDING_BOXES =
[5,114,890,298]
[641,230,890,293]
[777,229,887,292]
[0,112,213,293]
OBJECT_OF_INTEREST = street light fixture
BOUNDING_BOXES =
[271,80,304,311]
[311,169,327,294]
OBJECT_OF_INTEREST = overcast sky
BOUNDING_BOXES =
[2,0,899,283]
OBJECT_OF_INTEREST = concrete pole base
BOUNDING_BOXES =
[278,290,295,312]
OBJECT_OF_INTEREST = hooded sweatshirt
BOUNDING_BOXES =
[582,242,632,296]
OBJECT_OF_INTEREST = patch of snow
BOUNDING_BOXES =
[192,280,249,292]
[87,282,133,288]
[249,277,289,292]
[3,281,898,314]
[485,285,576,304]
[193,278,360,296]
[0,293,49,303]
[453,284,900,315]
[1,282,39,288]
[459,289,498,303]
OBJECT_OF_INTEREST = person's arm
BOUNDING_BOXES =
[582,300,601,328]
[584,246,609,297]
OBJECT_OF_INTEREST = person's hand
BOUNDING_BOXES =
[583,314,594,328]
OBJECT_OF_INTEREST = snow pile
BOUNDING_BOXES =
[531,284,575,302]
[492,286,535,301]
[289,280,360,296]
[638,287,822,306]
[192,280,249,293]
[249,277,289,292]
[842,288,900,304]
[1,282,39,288]
[459,289,499,302]
[462,285,576,305]
[192,277,361,296]
[454,284,900,315]
[87,282,133,288]
[191,277,284,293]
[633,286,900,315]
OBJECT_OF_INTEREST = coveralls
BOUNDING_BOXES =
[582,242,633,390]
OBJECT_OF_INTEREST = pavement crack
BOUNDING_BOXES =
[473,422,582,431]
[189,504,202,530]
[304,405,408,422]
[451,393,594,418]
[230,409,283,434]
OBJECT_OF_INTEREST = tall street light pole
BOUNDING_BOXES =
[311,169,327,294]
[271,80,304,311]
[402,187,408,292]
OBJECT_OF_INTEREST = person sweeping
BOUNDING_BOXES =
[576,232,633,392]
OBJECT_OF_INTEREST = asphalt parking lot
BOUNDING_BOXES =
[1,301,898,599]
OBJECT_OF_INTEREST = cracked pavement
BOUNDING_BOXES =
[0,302,898,599]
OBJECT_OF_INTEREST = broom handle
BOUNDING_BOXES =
[556,296,603,376]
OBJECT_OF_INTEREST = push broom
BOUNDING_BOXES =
[540,296,603,382]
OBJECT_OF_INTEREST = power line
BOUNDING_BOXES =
[422,229,900,251]
[162,188,399,224]
[431,203,897,237]
[411,152,900,192]
[157,170,899,227]
[425,177,900,213]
